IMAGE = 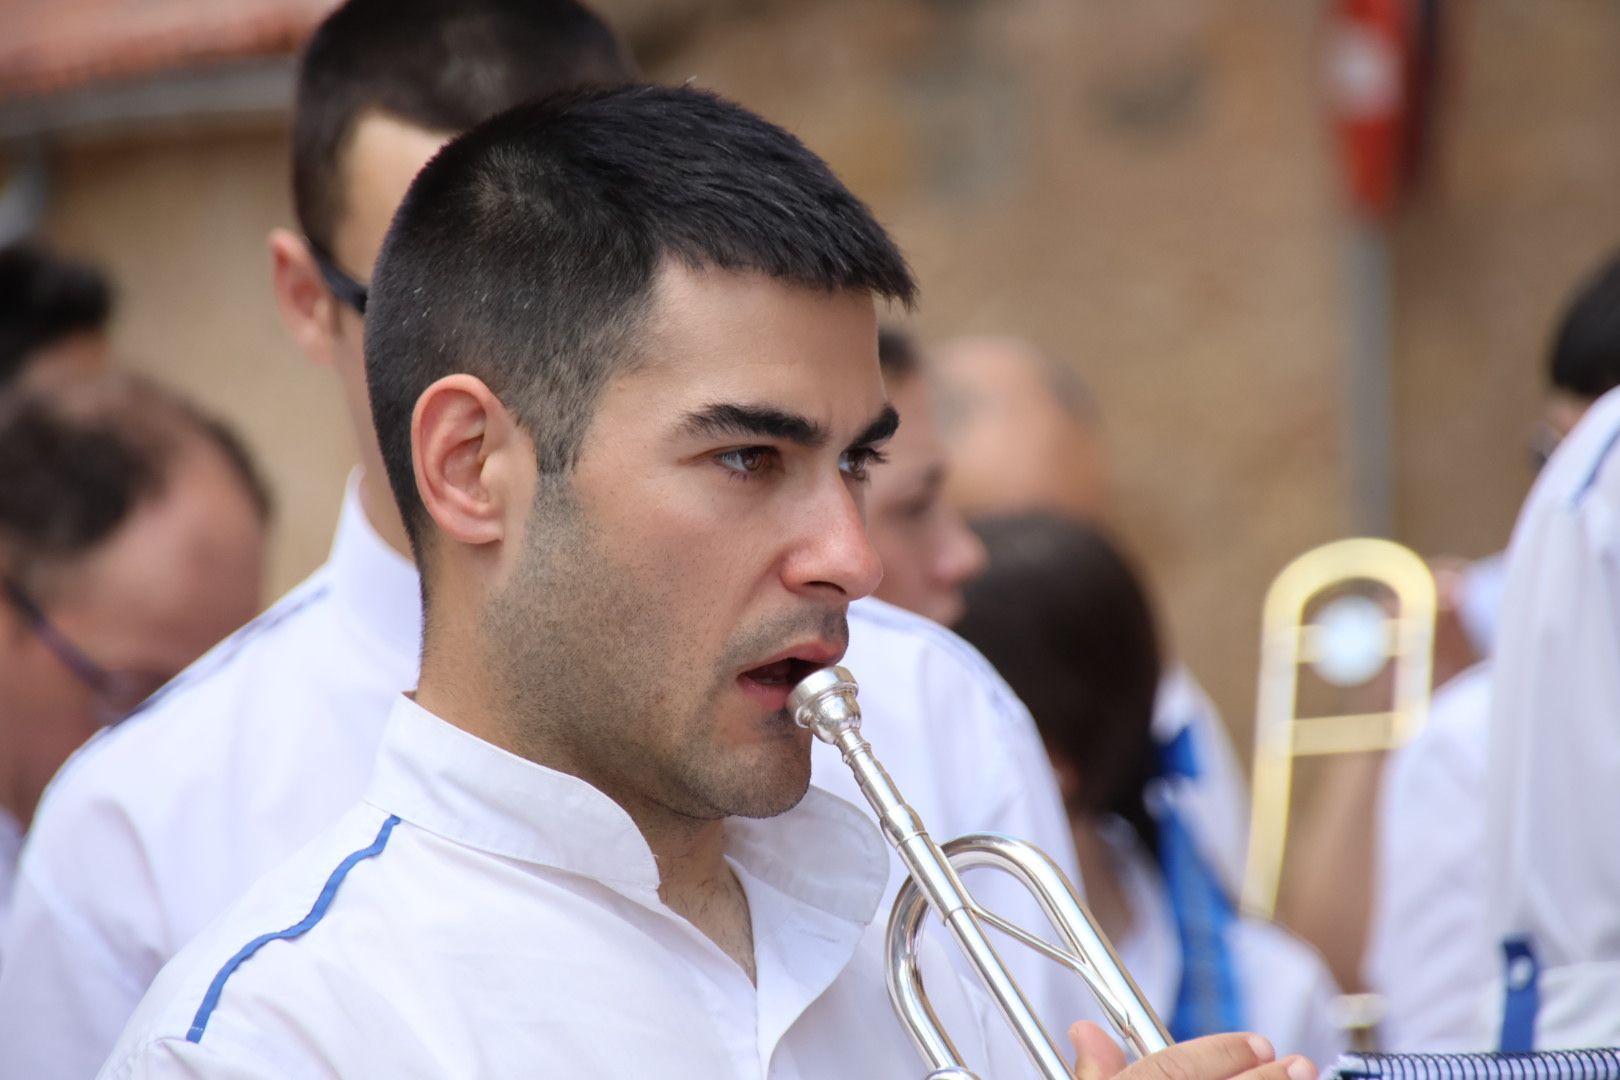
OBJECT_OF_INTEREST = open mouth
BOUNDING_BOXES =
[740,656,826,688]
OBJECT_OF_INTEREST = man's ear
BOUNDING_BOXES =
[268,228,341,367]
[411,374,525,548]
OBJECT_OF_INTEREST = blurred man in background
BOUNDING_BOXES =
[1366,245,1620,1050]
[0,369,268,959]
[1474,376,1620,1048]
[1431,246,1620,681]
[934,334,1110,524]
[865,328,986,626]
[0,242,114,390]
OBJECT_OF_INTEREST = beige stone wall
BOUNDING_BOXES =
[38,120,356,600]
[20,0,1620,770]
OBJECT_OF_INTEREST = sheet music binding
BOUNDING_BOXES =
[1331,1050,1620,1080]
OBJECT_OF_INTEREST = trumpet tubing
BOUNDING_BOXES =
[790,665,1171,1080]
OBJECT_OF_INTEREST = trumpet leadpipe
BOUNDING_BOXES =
[790,665,1171,1080]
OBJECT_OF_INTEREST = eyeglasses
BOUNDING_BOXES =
[2,576,164,722]
[306,238,369,316]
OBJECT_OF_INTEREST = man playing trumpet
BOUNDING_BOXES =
[103,85,1317,1080]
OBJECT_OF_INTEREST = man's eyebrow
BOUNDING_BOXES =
[679,403,829,447]
[851,404,901,448]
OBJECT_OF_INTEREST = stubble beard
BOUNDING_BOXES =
[484,483,833,826]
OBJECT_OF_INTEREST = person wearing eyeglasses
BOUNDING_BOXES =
[1364,245,1620,1051]
[0,369,269,958]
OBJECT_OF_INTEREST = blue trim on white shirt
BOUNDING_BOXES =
[1497,935,1540,1052]
[185,814,401,1043]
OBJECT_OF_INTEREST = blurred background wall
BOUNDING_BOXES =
[6,0,1620,762]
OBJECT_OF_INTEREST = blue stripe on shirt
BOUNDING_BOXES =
[185,813,401,1043]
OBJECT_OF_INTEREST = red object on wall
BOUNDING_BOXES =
[1326,0,1442,221]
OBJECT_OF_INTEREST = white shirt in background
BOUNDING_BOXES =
[100,697,1024,1079]
[1477,385,1620,1048]
[1457,553,1507,659]
[0,474,1080,1079]
[1364,662,1492,1051]
[1103,821,1345,1066]
[0,806,21,968]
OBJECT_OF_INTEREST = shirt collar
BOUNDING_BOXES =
[366,695,890,926]
[327,471,422,664]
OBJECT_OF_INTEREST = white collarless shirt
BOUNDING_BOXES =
[101,697,1022,1079]
[1476,385,1620,1048]
[1,477,1078,1078]
[1364,662,1492,1051]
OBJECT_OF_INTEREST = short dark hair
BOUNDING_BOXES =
[292,0,634,257]
[955,514,1162,849]
[1549,248,1620,401]
[878,325,921,382]
[0,242,113,388]
[366,84,916,557]
[0,371,272,588]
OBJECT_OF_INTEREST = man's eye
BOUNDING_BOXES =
[840,447,888,482]
[716,447,775,476]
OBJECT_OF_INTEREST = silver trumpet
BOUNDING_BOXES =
[790,665,1172,1080]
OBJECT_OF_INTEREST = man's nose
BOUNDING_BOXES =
[784,482,884,601]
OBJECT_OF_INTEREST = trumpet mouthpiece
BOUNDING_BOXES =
[788,665,862,743]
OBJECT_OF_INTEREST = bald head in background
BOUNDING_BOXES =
[933,336,1110,523]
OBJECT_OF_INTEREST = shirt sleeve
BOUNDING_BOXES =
[0,782,171,1080]
[99,1037,295,1080]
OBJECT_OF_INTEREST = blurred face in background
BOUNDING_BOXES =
[0,438,265,826]
[15,330,110,389]
[933,337,1109,524]
[866,371,987,626]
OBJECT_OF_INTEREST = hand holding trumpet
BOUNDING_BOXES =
[1070,1025,1317,1080]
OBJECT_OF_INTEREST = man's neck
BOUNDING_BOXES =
[636,807,757,984]
[413,673,758,982]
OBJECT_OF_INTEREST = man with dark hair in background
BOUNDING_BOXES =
[2,1,1085,1071]
[0,242,114,389]
[102,84,1310,1080]
[1366,244,1620,1049]
[1435,245,1620,673]
[0,370,268,960]
[0,5,637,1073]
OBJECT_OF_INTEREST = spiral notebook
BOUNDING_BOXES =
[1329,1050,1620,1080]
